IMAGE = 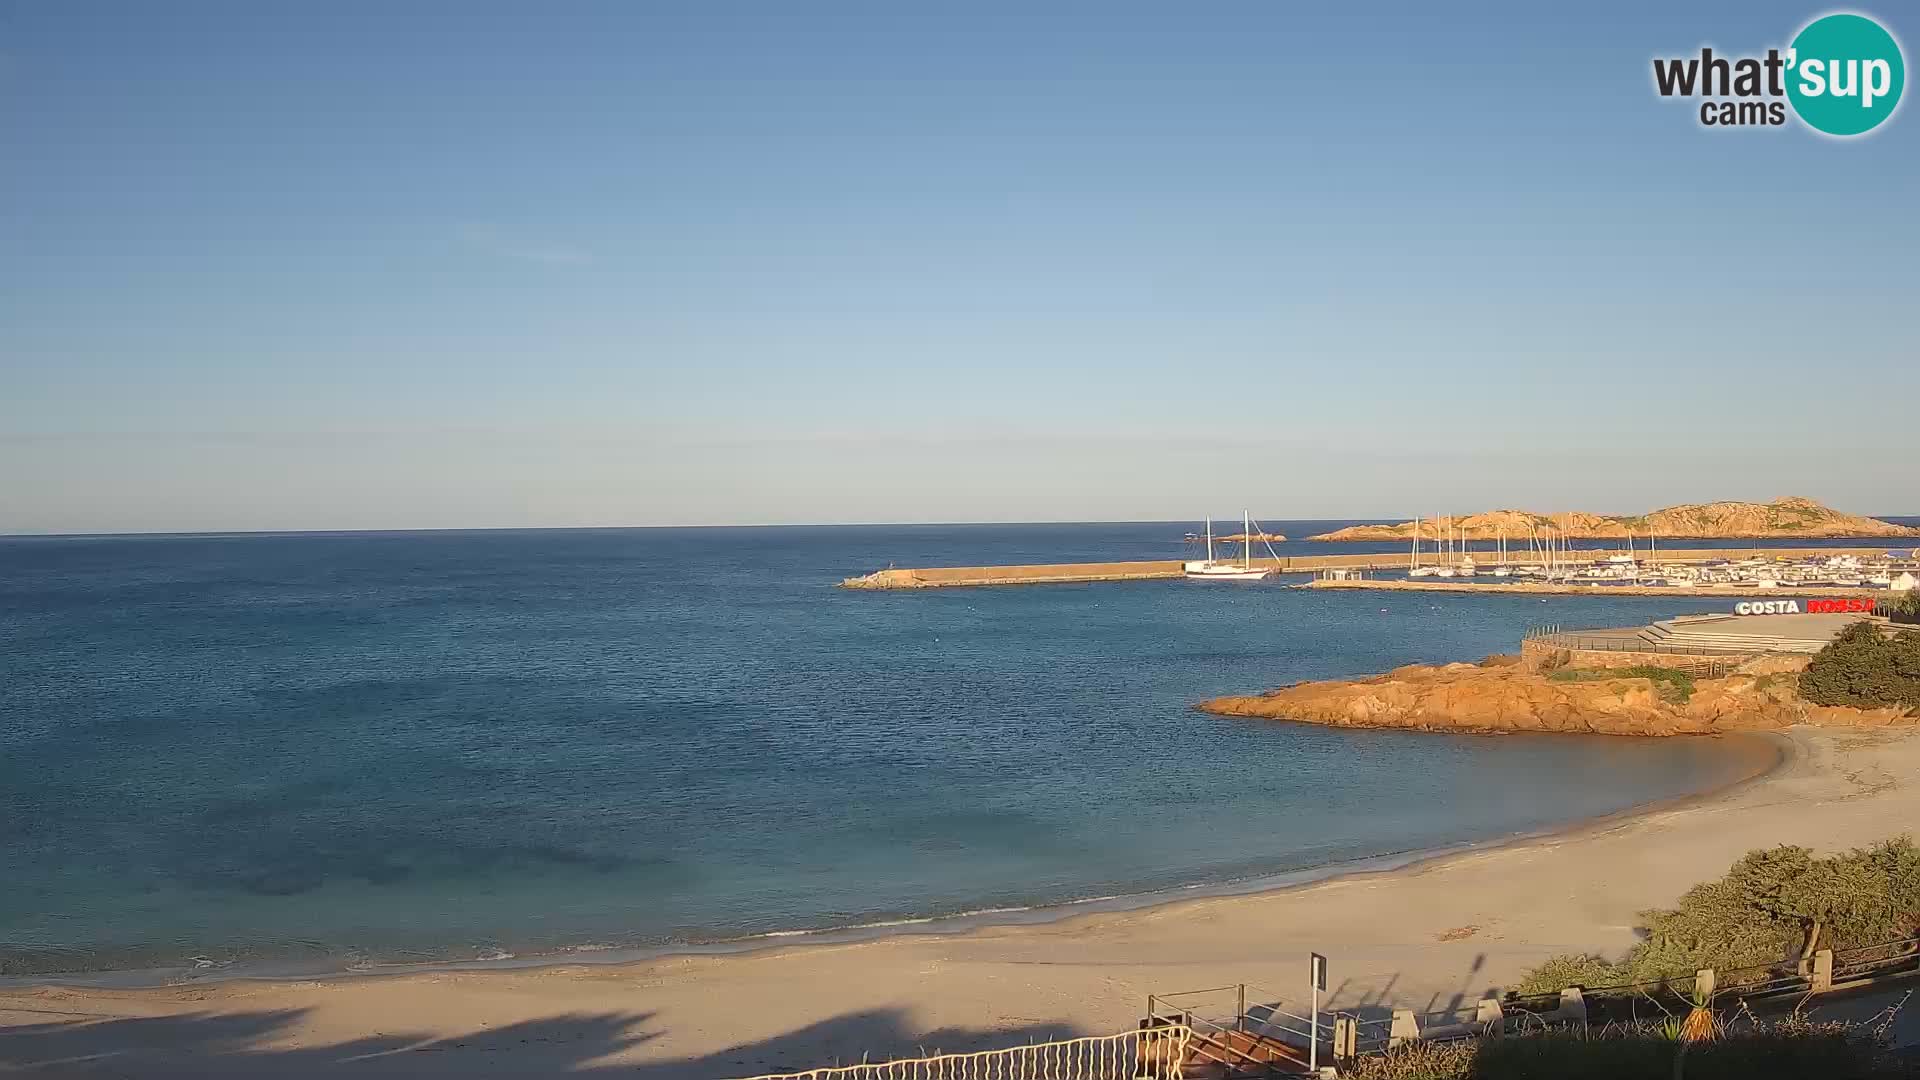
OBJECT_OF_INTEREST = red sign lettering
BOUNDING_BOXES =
[1807,598,1876,614]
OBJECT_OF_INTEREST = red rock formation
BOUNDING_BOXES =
[1199,658,1914,737]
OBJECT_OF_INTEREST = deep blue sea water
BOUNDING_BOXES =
[3,520,1910,980]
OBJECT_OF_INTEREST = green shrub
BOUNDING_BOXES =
[1799,623,1920,709]
[1891,590,1920,626]
[1511,953,1630,996]
[1548,665,1697,704]
[1520,836,1920,994]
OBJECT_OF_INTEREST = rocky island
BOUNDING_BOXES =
[1199,654,1915,737]
[1309,496,1917,542]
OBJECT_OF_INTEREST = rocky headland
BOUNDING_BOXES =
[1186,531,1287,543]
[1309,496,1918,542]
[1199,654,1915,737]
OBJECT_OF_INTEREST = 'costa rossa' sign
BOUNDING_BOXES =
[1734,598,1878,615]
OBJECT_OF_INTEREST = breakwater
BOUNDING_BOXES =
[839,547,1901,590]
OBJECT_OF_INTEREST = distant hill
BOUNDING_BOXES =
[1310,497,1920,542]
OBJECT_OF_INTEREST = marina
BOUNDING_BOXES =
[841,544,1920,592]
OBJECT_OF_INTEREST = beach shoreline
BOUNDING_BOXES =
[13,726,1906,1079]
[0,732,1785,994]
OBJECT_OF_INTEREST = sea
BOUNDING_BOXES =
[3,519,1913,981]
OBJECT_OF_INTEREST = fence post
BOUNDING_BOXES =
[1388,1008,1420,1049]
[1558,987,1588,1026]
[1812,950,1834,993]
[1475,998,1505,1040]
[1332,1016,1356,1062]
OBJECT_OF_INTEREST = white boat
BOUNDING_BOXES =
[1185,512,1275,581]
[1413,511,1443,572]
[1427,515,1461,577]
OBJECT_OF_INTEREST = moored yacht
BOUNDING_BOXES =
[1185,511,1275,580]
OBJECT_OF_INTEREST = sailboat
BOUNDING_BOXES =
[1409,515,1442,577]
[1490,528,1510,576]
[1185,511,1275,580]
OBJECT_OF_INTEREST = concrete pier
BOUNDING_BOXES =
[838,547,1903,590]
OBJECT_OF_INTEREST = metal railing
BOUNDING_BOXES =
[1524,623,1640,638]
[737,933,1920,1079]
[1497,933,1920,1028]
[1145,982,1366,1073]
[728,1024,1193,1080]
[1831,935,1920,983]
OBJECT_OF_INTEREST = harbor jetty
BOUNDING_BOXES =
[839,546,1903,590]
[842,560,1190,589]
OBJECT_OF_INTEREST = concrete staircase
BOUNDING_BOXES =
[1637,614,1863,655]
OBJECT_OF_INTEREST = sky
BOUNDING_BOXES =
[2,1,1916,533]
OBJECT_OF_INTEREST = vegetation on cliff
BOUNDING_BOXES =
[1549,665,1697,705]
[1799,623,1920,709]
[1513,836,1920,998]
[1309,497,1918,542]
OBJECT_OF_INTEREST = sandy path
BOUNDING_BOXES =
[2,728,1914,1078]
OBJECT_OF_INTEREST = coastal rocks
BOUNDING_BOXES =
[1199,658,1917,737]
[1307,497,1919,542]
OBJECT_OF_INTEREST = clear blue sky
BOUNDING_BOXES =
[3,2,1915,532]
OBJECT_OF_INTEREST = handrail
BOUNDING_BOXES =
[1146,1009,1286,1073]
[730,1024,1191,1080]
[1146,983,1327,1072]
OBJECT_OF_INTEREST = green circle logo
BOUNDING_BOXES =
[1786,13,1905,136]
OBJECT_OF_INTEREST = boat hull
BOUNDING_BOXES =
[1183,561,1274,581]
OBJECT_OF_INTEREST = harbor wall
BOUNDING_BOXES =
[841,561,1187,589]
[840,547,1902,591]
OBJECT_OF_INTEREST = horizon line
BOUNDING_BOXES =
[6,510,1919,543]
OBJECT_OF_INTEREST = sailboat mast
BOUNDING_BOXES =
[1411,516,1420,572]
[1205,516,1214,563]
[1243,510,1252,570]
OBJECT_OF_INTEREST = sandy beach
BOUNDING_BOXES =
[3,726,1916,1078]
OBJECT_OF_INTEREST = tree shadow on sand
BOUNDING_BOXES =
[0,1004,1079,1078]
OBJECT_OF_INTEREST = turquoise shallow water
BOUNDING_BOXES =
[0,522,1830,978]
